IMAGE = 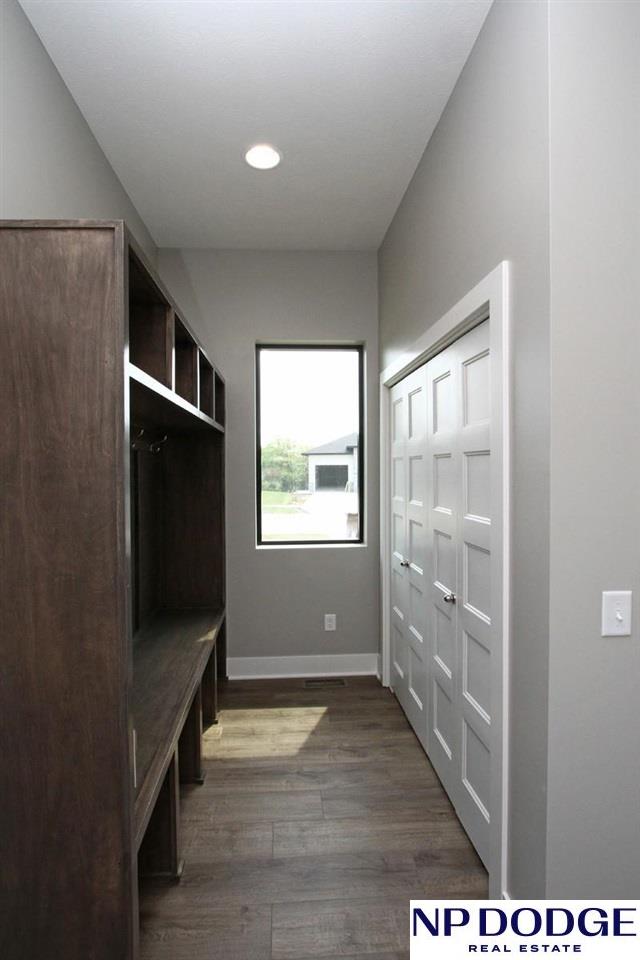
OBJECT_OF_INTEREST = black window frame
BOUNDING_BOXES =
[255,343,365,546]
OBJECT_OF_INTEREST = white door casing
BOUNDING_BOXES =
[379,262,510,899]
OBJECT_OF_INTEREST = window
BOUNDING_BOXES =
[256,345,364,545]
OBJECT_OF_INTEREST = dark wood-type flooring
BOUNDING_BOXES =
[139,676,487,959]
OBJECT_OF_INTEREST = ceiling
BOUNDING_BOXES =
[20,0,491,250]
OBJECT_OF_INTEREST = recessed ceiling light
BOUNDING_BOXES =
[245,144,281,170]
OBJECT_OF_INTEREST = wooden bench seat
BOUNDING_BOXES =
[131,608,225,853]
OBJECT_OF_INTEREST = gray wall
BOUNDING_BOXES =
[159,249,380,664]
[1,0,156,261]
[378,0,551,897]
[546,0,640,897]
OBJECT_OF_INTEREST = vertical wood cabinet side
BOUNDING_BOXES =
[166,307,176,391]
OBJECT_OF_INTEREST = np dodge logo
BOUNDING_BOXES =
[410,901,640,958]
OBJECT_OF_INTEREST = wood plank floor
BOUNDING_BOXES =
[139,676,487,960]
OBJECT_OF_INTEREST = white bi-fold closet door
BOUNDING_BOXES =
[389,320,492,865]
[390,366,429,750]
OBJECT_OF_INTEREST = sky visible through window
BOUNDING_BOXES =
[258,347,362,543]
[259,349,360,447]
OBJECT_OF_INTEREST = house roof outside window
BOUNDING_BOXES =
[303,433,359,456]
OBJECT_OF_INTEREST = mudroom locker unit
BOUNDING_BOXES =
[0,221,226,960]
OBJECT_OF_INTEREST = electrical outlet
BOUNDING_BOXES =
[324,613,337,632]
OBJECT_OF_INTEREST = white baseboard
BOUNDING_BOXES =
[227,652,379,680]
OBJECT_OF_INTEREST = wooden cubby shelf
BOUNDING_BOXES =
[198,351,214,418]
[128,246,226,435]
[129,363,223,434]
[128,251,172,387]
[174,316,198,405]
[215,371,226,427]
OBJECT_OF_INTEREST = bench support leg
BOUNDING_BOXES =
[202,649,218,728]
[138,750,183,882]
[179,686,205,784]
[216,620,227,681]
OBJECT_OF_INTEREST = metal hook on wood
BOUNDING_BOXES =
[131,427,169,453]
[150,434,168,454]
[131,427,145,450]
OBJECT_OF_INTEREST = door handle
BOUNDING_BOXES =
[443,592,456,603]
[400,559,410,568]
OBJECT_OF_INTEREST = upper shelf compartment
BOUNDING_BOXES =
[128,251,172,387]
[199,351,214,419]
[129,364,220,434]
[126,239,225,433]
[174,316,198,406]
[215,372,225,427]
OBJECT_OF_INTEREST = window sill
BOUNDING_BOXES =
[256,541,368,551]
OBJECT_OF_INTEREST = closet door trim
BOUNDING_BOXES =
[379,261,511,900]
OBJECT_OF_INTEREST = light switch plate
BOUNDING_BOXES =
[324,614,336,632]
[601,590,632,637]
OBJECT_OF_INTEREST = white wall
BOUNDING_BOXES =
[546,0,640,897]
[158,249,379,666]
[1,0,156,261]
[378,0,551,896]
